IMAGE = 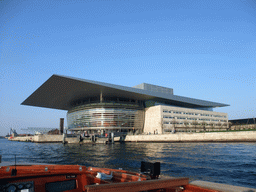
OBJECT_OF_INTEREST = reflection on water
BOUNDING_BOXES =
[0,139,255,188]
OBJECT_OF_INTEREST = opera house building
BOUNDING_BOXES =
[22,75,229,134]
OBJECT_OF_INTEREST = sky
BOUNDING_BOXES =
[0,0,256,136]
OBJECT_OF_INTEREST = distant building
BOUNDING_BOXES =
[22,75,229,134]
[229,118,256,125]
[229,118,256,131]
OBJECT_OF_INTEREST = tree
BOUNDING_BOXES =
[216,122,221,130]
[209,122,214,132]
[223,122,228,131]
[201,121,207,132]
[220,123,224,131]
[171,119,177,133]
[192,120,198,132]
[159,118,164,134]
[228,122,232,131]
[184,120,189,132]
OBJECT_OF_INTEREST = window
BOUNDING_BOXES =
[188,118,197,120]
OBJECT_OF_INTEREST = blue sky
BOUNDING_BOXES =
[1,0,256,136]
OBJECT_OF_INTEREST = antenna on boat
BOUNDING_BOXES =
[11,154,17,176]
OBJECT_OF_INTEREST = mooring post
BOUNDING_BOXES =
[111,132,114,144]
[62,132,66,144]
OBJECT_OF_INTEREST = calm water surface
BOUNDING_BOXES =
[0,139,255,188]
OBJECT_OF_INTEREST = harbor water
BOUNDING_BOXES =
[0,139,255,188]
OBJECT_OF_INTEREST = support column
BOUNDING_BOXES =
[100,91,103,103]
[60,118,64,134]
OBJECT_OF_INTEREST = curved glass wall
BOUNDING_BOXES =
[67,104,144,132]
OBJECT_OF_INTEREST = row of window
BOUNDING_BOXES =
[164,122,184,125]
[163,121,227,125]
[163,110,227,118]
[163,116,228,122]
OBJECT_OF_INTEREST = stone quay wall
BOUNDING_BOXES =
[8,135,67,143]
[8,131,256,143]
[124,131,256,142]
[33,135,79,143]
[8,136,34,142]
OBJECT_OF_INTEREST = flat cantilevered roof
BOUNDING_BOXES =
[21,74,229,110]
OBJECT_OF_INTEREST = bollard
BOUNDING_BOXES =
[92,135,96,142]
[111,132,114,144]
[62,133,66,144]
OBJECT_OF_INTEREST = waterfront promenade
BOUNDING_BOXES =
[8,131,256,143]
[124,131,256,142]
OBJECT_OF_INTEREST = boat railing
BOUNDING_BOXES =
[85,177,189,192]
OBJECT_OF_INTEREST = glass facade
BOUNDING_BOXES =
[67,103,144,132]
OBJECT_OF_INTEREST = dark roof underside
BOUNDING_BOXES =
[229,118,256,125]
[21,74,229,110]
